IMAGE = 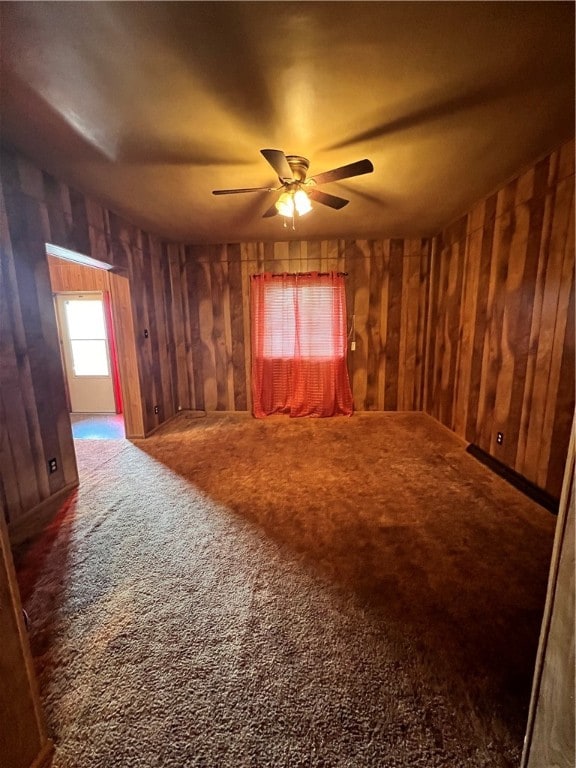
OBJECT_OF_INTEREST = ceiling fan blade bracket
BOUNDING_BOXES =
[212,187,277,195]
[260,149,294,182]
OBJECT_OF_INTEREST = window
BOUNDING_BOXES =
[251,272,353,418]
[262,284,340,359]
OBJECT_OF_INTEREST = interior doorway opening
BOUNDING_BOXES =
[46,243,145,440]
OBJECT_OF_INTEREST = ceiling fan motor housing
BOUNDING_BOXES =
[285,156,310,182]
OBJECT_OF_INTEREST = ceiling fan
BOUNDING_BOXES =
[212,149,373,222]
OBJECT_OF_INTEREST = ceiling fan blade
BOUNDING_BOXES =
[260,149,293,182]
[212,187,275,195]
[309,159,373,186]
[307,188,349,210]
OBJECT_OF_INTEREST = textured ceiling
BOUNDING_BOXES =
[0,1,574,244]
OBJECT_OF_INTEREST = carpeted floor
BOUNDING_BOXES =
[14,412,556,767]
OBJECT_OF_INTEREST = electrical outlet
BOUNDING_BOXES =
[48,458,58,473]
[154,405,159,414]
[351,341,356,351]
[496,432,504,445]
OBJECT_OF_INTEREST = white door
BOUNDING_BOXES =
[55,293,116,413]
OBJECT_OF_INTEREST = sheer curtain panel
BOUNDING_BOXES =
[251,272,353,418]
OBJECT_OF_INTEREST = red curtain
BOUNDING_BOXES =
[251,272,353,418]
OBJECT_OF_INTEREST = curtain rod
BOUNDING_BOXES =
[267,271,348,277]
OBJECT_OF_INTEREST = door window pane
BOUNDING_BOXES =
[70,340,110,376]
[64,300,107,339]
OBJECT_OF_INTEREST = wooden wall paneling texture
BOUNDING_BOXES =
[144,233,168,429]
[366,239,385,410]
[427,139,575,498]
[346,239,371,411]
[531,480,575,765]
[228,243,248,411]
[210,245,234,411]
[176,237,431,414]
[0,185,44,520]
[0,513,52,768]
[0,161,77,527]
[128,238,153,426]
[160,242,180,417]
[534,160,574,490]
[183,245,206,411]
[47,255,110,291]
[0,144,189,525]
[153,234,174,423]
[524,427,575,768]
[107,272,145,438]
[166,243,192,411]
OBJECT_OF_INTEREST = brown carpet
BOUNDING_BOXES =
[15,412,556,767]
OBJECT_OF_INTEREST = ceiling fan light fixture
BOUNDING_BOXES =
[275,191,294,217]
[294,189,312,216]
[275,188,312,218]
[213,149,371,224]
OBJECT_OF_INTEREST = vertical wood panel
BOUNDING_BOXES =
[385,240,404,410]
[168,243,191,411]
[375,240,390,410]
[0,513,52,768]
[536,179,575,488]
[185,246,205,411]
[427,138,574,499]
[366,240,383,410]
[210,259,231,410]
[108,273,145,438]
[240,243,253,412]
[149,236,173,422]
[524,431,574,768]
[350,240,371,411]
[228,244,247,410]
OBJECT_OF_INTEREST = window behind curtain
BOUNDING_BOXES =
[263,284,340,359]
[251,272,353,418]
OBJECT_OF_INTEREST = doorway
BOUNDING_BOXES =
[46,243,144,438]
[55,292,117,414]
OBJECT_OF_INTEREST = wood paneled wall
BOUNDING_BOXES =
[426,139,575,498]
[0,147,177,526]
[0,513,52,768]
[167,238,432,413]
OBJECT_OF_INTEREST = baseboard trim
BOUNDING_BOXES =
[466,444,558,514]
[8,482,79,547]
[29,739,54,768]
